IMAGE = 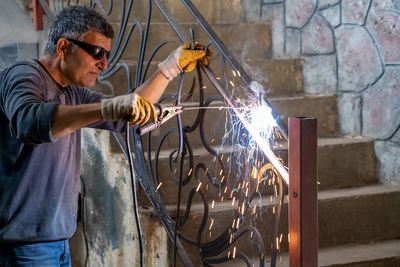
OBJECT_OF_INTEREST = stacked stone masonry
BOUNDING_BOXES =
[244,0,400,184]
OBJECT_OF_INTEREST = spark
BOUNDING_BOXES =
[230,81,235,87]
[209,218,214,230]
[233,102,289,184]
[196,182,202,192]
[156,182,162,191]
[232,197,236,206]
[188,168,193,176]
[233,246,237,259]
[211,200,215,208]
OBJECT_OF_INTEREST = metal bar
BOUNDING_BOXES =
[152,0,191,42]
[38,0,55,21]
[29,0,47,30]
[180,0,288,138]
[288,117,318,267]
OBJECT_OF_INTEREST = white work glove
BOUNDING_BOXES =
[100,93,157,126]
[158,42,209,81]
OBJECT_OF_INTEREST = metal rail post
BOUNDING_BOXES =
[29,0,49,30]
[288,117,318,267]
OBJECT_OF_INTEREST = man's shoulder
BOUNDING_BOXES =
[1,60,42,79]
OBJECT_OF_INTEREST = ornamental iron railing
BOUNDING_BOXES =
[37,1,292,266]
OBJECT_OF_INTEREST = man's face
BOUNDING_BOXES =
[62,30,111,88]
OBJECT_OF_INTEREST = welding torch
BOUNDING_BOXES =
[137,105,183,135]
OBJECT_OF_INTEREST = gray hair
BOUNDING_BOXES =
[44,5,114,55]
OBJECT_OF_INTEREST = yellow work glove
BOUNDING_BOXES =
[100,93,157,126]
[158,42,211,81]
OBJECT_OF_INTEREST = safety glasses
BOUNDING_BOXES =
[66,38,110,60]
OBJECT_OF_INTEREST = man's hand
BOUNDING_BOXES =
[158,42,211,81]
[100,93,157,126]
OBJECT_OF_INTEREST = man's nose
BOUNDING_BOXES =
[98,56,108,71]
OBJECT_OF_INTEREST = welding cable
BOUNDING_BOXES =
[79,176,90,267]
[125,122,145,267]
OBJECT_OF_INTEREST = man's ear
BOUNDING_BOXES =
[56,38,70,59]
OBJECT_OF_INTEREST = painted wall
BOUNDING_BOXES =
[242,0,400,184]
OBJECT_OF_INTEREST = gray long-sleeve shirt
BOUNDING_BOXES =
[0,60,124,242]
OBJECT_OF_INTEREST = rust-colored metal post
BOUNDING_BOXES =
[288,117,318,267]
[29,0,48,30]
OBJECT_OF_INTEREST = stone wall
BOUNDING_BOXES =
[242,0,400,184]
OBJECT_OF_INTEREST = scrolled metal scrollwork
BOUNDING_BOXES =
[39,0,289,266]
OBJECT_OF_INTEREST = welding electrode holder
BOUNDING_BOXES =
[136,104,183,135]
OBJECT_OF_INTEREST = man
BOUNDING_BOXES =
[0,5,207,266]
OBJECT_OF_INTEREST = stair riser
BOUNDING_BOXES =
[317,141,377,190]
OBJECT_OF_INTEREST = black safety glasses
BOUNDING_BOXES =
[66,38,110,60]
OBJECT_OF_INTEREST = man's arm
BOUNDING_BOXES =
[51,43,207,138]
[134,69,170,103]
[51,71,170,138]
[51,103,102,138]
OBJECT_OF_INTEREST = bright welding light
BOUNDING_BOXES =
[247,104,276,138]
[234,100,289,184]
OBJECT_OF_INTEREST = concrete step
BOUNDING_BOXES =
[163,184,400,265]
[217,239,400,267]
[140,137,376,205]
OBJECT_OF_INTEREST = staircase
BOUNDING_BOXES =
[79,0,400,266]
